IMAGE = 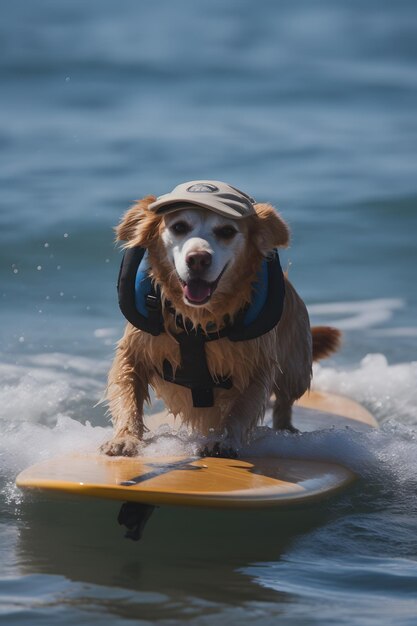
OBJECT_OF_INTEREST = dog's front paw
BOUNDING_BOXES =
[199,440,239,459]
[275,424,300,435]
[100,435,142,457]
[284,424,300,434]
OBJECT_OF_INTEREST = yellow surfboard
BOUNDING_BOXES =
[16,391,377,509]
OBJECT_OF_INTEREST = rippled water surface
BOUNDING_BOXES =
[1,1,417,624]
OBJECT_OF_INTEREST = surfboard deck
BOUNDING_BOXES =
[16,391,377,509]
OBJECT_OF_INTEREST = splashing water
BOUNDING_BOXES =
[1,350,416,497]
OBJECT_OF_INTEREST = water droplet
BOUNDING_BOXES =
[18,336,25,343]
[64,233,69,238]
[37,265,42,271]
[44,242,49,248]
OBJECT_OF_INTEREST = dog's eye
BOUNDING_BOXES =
[171,221,190,235]
[214,225,238,240]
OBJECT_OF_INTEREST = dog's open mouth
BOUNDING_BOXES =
[182,279,213,304]
[178,266,228,305]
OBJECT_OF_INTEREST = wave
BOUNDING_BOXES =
[308,298,405,331]
[313,354,417,424]
[1,350,416,504]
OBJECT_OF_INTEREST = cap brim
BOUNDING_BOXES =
[148,196,253,220]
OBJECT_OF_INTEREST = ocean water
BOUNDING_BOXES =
[1,0,417,624]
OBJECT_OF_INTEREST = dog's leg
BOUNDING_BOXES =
[100,338,150,457]
[272,390,298,433]
[272,350,312,433]
[271,279,313,434]
[272,351,311,433]
[202,376,270,457]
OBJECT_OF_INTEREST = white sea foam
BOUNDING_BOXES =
[93,327,118,339]
[0,353,106,424]
[313,354,417,424]
[93,327,119,345]
[0,352,111,499]
[1,350,416,500]
[308,298,405,330]
[1,415,110,477]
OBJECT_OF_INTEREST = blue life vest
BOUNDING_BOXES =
[117,247,285,408]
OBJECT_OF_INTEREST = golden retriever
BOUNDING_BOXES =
[101,191,340,457]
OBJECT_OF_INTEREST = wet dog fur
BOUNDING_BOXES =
[101,195,340,457]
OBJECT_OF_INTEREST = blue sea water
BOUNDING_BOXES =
[1,0,417,623]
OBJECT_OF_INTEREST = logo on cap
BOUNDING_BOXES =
[187,183,219,193]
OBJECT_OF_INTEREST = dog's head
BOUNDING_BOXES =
[116,194,289,326]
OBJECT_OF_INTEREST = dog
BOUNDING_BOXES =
[101,181,340,457]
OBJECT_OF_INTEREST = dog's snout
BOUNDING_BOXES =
[186,250,212,272]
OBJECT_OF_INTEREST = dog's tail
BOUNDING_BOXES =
[312,326,341,361]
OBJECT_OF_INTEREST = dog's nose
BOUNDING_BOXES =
[185,251,212,272]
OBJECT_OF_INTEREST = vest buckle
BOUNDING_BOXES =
[145,294,160,311]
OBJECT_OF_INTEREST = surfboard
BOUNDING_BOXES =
[16,391,377,509]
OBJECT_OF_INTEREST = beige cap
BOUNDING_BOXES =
[148,180,256,219]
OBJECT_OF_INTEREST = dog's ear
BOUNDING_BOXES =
[115,195,161,248]
[253,203,290,252]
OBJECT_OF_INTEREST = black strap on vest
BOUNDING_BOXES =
[162,328,233,408]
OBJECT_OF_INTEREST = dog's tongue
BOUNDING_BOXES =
[183,279,211,303]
